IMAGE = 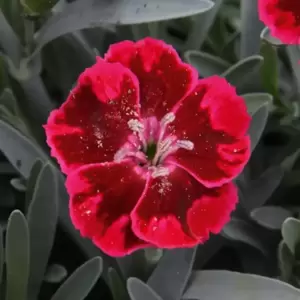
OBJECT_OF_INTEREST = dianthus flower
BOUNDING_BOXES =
[44,38,251,256]
[259,0,300,44]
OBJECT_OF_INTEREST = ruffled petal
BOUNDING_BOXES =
[105,37,198,119]
[131,167,237,248]
[66,160,150,257]
[167,76,251,188]
[44,58,141,174]
[258,0,300,44]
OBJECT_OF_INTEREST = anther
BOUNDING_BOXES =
[161,112,175,126]
[151,167,170,178]
[176,140,194,150]
[128,119,144,133]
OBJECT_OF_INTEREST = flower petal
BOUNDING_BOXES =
[167,76,251,188]
[259,0,300,44]
[66,160,150,257]
[131,167,237,248]
[105,37,198,119]
[44,58,141,174]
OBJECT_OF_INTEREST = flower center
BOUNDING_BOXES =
[145,142,157,160]
[114,113,194,177]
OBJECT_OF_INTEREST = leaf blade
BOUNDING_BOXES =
[147,247,197,300]
[282,218,300,255]
[184,50,230,77]
[5,210,30,300]
[0,119,48,179]
[260,27,283,46]
[108,268,130,300]
[127,278,162,300]
[250,206,292,230]
[27,163,59,299]
[222,218,268,255]
[242,92,273,116]
[221,55,264,91]
[21,0,58,16]
[33,0,214,57]
[238,166,284,212]
[51,257,103,300]
[260,42,280,105]
[0,10,21,64]
[183,270,300,300]
[240,0,264,58]
[248,103,269,152]
[25,159,43,211]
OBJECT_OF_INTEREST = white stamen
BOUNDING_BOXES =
[152,136,176,166]
[157,139,194,164]
[114,148,128,162]
[161,112,175,126]
[158,136,175,153]
[128,119,144,133]
[128,119,147,149]
[177,140,194,150]
[114,147,147,164]
[158,113,175,142]
[151,167,170,178]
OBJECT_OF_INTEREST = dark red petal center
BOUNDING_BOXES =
[278,0,300,24]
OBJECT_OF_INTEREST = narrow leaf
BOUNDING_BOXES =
[238,166,284,211]
[183,270,300,300]
[10,177,26,192]
[51,257,103,300]
[240,0,264,58]
[127,278,162,300]
[27,163,58,299]
[222,219,268,255]
[278,241,294,281]
[184,0,223,50]
[242,93,273,116]
[260,27,283,47]
[18,75,54,126]
[147,247,197,300]
[25,159,43,210]
[222,55,264,90]
[248,103,269,152]
[184,50,230,77]
[44,264,68,284]
[0,0,23,48]
[0,88,18,117]
[116,250,147,279]
[6,210,30,300]
[0,119,48,179]
[108,268,130,300]
[21,0,58,16]
[0,10,21,64]
[282,218,300,255]
[251,206,292,230]
[281,149,300,172]
[260,42,280,104]
[193,235,224,269]
[272,133,300,170]
[33,0,214,57]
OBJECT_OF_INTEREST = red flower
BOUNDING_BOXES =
[44,38,251,257]
[259,0,300,44]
